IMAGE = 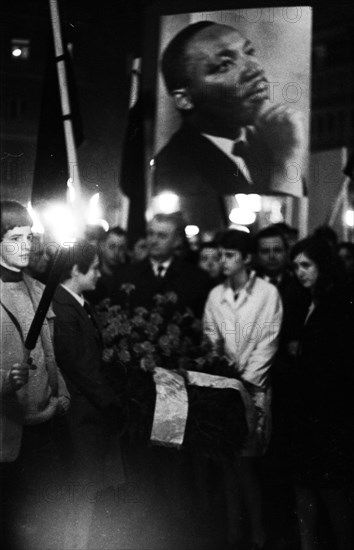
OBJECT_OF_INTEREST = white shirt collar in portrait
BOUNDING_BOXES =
[202,127,253,184]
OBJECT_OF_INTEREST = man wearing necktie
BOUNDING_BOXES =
[112,213,212,318]
[154,21,306,229]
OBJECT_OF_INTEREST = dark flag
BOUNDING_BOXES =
[120,57,146,244]
[32,19,83,208]
[343,149,354,179]
[344,150,354,208]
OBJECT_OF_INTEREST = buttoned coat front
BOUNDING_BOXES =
[203,273,283,454]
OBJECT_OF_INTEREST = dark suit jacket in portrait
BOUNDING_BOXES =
[154,124,304,229]
[112,257,212,318]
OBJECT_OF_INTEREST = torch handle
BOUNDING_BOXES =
[25,246,68,351]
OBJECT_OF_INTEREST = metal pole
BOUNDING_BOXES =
[48,0,84,229]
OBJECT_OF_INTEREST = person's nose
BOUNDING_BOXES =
[22,238,31,253]
[243,60,265,81]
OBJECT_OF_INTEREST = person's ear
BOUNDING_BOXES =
[244,253,252,266]
[171,88,194,111]
[71,264,80,278]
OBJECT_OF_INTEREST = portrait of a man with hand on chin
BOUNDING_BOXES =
[153,12,311,228]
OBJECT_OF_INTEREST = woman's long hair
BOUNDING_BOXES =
[290,236,345,301]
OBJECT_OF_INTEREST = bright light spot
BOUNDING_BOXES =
[248,194,262,212]
[229,208,256,225]
[67,178,76,203]
[11,38,30,59]
[27,202,44,234]
[150,158,155,167]
[145,207,154,222]
[235,193,249,209]
[229,224,250,233]
[270,201,283,223]
[42,203,79,245]
[235,193,262,212]
[344,209,354,228]
[185,225,199,238]
[153,192,180,214]
[87,218,109,232]
[87,192,102,225]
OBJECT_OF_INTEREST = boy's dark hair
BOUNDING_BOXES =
[0,200,32,241]
[199,240,218,251]
[218,229,251,258]
[60,240,98,282]
[104,226,127,240]
[161,21,215,94]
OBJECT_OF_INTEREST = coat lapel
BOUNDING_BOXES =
[0,279,21,320]
[55,285,102,346]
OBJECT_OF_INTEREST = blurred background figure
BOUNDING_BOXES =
[84,224,107,246]
[337,241,354,298]
[313,224,338,250]
[198,241,223,285]
[129,235,148,263]
[99,226,128,275]
[272,222,299,250]
[253,225,290,285]
[25,233,52,283]
[86,226,128,305]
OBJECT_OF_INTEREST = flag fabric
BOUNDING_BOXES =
[120,57,146,244]
[343,149,354,179]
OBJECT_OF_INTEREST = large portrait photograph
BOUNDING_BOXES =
[151,7,312,230]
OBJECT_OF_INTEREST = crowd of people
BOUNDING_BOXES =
[1,200,354,550]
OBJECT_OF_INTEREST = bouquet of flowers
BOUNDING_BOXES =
[96,287,249,460]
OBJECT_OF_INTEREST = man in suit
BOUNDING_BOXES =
[253,225,310,546]
[111,213,212,519]
[253,225,309,346]
[113,213,212,318]
[154,21,305,228]
[0,200,70,549]
[53,239,123,549]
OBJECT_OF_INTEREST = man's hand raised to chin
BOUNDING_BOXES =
[255,101,306,164]
[255,101,306,196]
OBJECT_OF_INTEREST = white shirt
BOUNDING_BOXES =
[203,271,283,389]
[150,258,173,278]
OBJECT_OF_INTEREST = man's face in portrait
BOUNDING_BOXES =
[179,25,268,136]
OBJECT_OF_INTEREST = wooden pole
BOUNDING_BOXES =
[48,0,85,232]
